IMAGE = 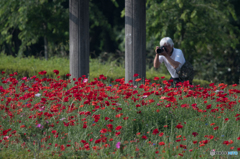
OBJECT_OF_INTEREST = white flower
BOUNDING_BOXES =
[35,93,41,97]
[38,106,45,111]
[60,118,66,121]
[142,95,148,98]
[215,90,224,93]
[83,79,88,83]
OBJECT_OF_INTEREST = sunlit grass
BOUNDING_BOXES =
[0,53,210,86]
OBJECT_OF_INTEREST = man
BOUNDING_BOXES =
[153,37,186,87]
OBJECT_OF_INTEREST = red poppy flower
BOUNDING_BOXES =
[53,70,59,75]
[176,124,183,129]
[95,139,101,144]
[115,132,121,136]
[20,125,26,128]
[145,79,151,82]
[158,142,165,146]
[180,144,187,149]
[105,101,110,106]
[159,132,164,137]
[135,78,141,82]
[60,145,65,151]
[154,77,159,81]
[199,144,205,147]
[206,104,212,109]
[178,153,183,156]
[223,141,229,145]
[115,126,122,130]
[100,129,107,133]
[142,135,147,139]
[107,124,113,130]
[213,126,219,130]
[202,140,209,144]
[192,132,198,137]
[133,73,139,77]
[209,83,215,87]
[152,129,159,135]
[208,135,214,139]
[51,130,57,134]
[136,104,141,107]
[83,124,87,129]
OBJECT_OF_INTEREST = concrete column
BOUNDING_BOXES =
[69,0,89,79]
[125,0,146,84]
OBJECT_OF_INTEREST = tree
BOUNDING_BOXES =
[0,0,69,58]
[146,0,240,82]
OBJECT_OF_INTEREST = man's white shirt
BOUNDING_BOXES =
[158,48,186,78]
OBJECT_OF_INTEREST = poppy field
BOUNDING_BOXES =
[0,70,240,159]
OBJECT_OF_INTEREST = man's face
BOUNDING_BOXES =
[163,43,173,54]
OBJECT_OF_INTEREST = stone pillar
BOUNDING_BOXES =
[125,0,146,84]
[69,0,89,79]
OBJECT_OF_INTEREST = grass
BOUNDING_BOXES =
[0,53,210,86]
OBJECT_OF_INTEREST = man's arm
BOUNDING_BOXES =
[153,54,161,68]
[154,47,161,68]
[165,55,180,69]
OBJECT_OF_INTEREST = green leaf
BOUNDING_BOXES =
[190,10,197,18]
[177,23,182,31]
[121,8,125,18]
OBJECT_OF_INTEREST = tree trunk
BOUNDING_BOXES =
[125,0,146,84]
[44,36,48,60]
[69,0,89,79]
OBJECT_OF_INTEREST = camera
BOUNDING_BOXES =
[157,46,167,54]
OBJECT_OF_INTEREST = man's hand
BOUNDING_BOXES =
[155,46,159,54]
[154,47,160,69]
[160,52,169,57]
[155,46,169,57]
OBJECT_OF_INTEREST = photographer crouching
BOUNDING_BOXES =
[153,37,186,87]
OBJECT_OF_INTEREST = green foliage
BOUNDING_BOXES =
[146,0,240,83]
[147,0,240,56]
[0,0,69,57]
[2,0,240,84]
[0,0,124,57]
